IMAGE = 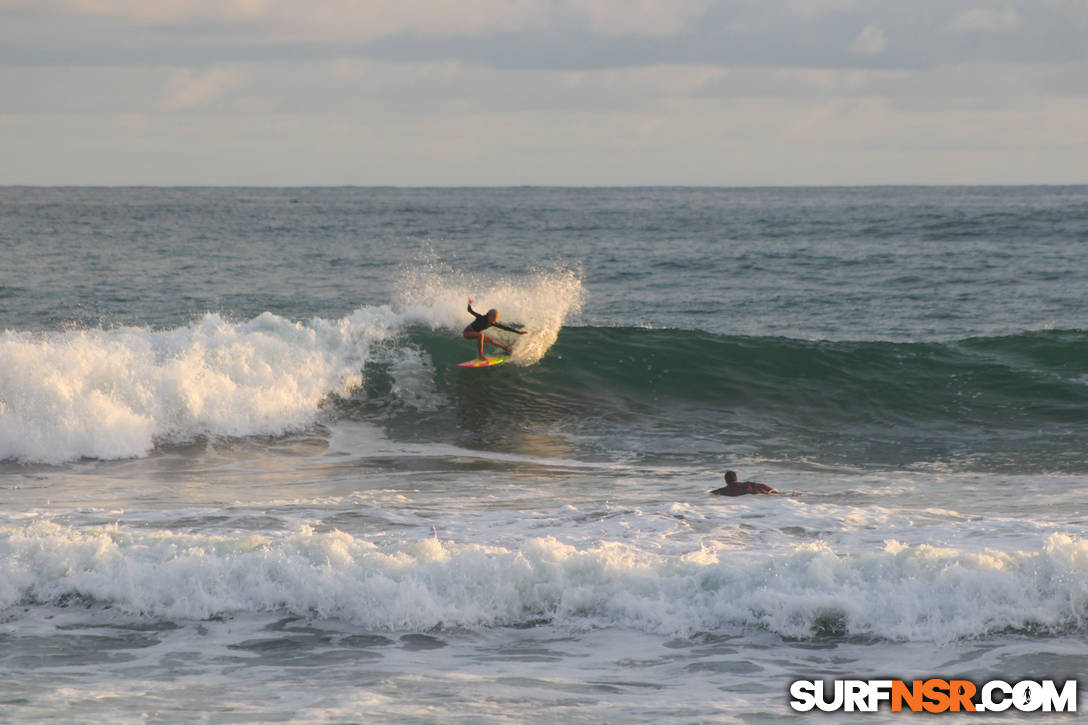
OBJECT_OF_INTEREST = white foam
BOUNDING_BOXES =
[3,519,1085,642]
[0,309,398,463]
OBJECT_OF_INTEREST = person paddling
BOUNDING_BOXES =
[711,471,780,496]
[464,297,527,360]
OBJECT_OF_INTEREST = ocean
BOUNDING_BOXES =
[1,186,1086,723]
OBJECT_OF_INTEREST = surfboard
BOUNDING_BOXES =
[457,355,510,368]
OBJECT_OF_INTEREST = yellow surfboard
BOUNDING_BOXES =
[457,355,511,368]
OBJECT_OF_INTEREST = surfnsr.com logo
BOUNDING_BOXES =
[789,679,1078,713]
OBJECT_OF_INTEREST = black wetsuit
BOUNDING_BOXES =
[711,481,779,496]
[466,304,520,334]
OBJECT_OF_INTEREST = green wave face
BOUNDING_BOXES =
[350,327,1088,473]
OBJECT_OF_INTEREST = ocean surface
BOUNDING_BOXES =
[1,186,1086,723]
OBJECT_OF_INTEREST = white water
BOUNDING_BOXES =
[0,311,380,463]
[0,268,584,464]
[5,494,1086,642]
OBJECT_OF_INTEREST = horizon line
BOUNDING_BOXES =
[4,182,1087,191]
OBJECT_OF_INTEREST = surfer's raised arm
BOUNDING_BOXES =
[466,298,526,334]
[463,297,524,360]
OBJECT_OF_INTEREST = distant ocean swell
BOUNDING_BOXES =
[3,519,1086,642]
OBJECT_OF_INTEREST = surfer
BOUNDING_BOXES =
[464,297,527,359]
[711,471,780,497]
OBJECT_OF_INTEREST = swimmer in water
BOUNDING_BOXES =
[711,471,780,496]
[464,297,527,360]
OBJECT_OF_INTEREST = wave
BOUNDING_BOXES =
[1,276,1083,469]
[3,520,1086,642]
[0,311,391,464]
[0,268,582,464]
[498,326,1088,418]
[375,326,1088,472]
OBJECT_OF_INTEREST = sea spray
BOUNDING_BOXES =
[394,265,585,365]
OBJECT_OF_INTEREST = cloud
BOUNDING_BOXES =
[848,23,886,54]
[785,0,862,19]
[160,67,244,110]
[52,0,267,23]
[5,1,1088,72]
[58,0,711,38]
[35,0,570,40]
[572,0,710,37]
[2,0,1088,184]
[114,113,148,131]
[950,6,1022,32]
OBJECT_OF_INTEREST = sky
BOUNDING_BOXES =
[1,0,1086,186]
